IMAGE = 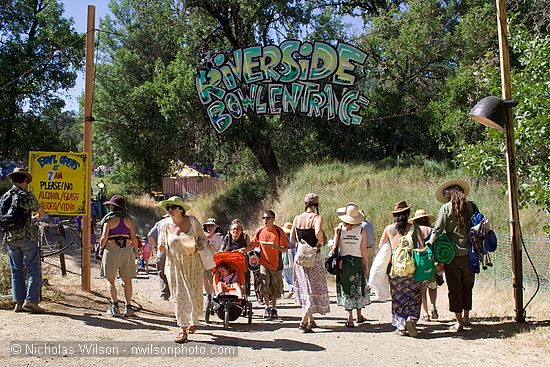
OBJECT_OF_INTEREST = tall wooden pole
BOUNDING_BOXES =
[82,5,95,292]
[496,0,524,322]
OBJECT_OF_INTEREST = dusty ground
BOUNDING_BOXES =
[1,241,549,367]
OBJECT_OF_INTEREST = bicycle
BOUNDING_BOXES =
[37,219,79,259]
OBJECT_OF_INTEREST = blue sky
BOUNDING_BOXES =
[60,0,111,112]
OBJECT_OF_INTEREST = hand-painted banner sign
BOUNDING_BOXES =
[28,151,89,216]
[195,40,370,133]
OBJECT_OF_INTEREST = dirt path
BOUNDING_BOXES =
[1,243,548,367]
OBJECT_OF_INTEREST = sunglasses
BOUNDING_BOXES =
[166,205,182,211]
[262,216,273,220]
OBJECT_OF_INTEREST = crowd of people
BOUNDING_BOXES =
[1,167,478,343]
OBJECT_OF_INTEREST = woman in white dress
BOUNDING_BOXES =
[158,196,207,343]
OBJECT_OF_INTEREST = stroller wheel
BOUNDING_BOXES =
[224,309,230,330]
[247,302,253,324]
[205,298,212,323]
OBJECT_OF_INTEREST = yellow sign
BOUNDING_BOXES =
[28,151,89,216]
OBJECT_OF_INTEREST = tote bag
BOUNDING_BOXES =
[413,246,436,282]
[295,239,316,267]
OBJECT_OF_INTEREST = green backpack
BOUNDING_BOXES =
[413,246,436,282]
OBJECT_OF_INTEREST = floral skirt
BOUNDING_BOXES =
[293,252,330,315]
[336,255,371,310]
[389,275,422,330]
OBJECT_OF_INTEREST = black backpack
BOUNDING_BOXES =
[0,188,30,231]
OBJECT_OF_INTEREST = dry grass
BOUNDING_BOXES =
[509,326,550,354]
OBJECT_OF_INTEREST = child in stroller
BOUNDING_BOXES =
[216,262,243,299]
[205,252,253,329]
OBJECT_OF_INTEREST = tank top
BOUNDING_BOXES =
[108,217,130,237]
[296,228,317,247]
[338,225,362,257]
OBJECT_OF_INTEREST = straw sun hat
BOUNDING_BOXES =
[159,196,191,212]
[7,167,32,183]
[408,209,435,224]
[336,202,365,225]
[392,200,411,214]
[282,222,293,234]
[435,179,470,203]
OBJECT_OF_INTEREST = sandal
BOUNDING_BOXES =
[421,315,431,321]
[405,320,419,338]
[395,329,407,336]
[187,325,197,334]
[174,330,188,343]
[357,315,367,324]
[309,321,318,328]
[299,322,308,330]
[449,324,464,332]
[302,324,314,333]
[430,307,439,320]
[345,321,355,328]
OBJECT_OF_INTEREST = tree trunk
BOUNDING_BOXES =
[244,136,280,190]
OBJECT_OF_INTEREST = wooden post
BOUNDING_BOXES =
[58,242,67,277]
[496,0,524,322]
[82,5,96,292]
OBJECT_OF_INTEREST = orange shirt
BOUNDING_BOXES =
[252,225,288,271]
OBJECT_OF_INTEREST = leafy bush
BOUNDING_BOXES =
[0,248,11,296]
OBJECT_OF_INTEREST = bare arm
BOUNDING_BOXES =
[99,221,109,248]
[360,230,369,273]
[379,226,389,249]
[331,225,341,253]
[314,215,324,248]
[127,218,138,256]
[290,216,298,244]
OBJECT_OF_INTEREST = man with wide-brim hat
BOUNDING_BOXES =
[435,179,470,203]
[3,167,46,314]
[7,167,33,184]
[159,196,191,213]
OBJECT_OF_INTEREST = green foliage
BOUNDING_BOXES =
[0,0,84,159]
[192,176,273,231]
[456,22,550,215]
[0,248,10,296]
[271,161,549,237]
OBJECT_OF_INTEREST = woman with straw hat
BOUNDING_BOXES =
[291,193,330,333]
[409,209,441,322]
[158,196,207,343]
[379,201,425,337]
[428,179,476,332]
[332,202,370,328]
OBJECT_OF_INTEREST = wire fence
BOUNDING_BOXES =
[476,233,550,293]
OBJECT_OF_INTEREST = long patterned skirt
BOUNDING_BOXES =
[389,275,422,330]
[166,251,204,328]
[336,255,371,310]
[293,251,330,315]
